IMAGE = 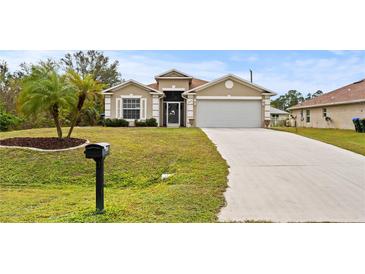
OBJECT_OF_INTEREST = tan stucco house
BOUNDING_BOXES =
[288,78,365,130]
[102,69,276,127]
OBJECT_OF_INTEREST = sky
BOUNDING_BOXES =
[1,50,364,97]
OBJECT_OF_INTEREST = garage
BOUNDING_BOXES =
[196,99,262,128]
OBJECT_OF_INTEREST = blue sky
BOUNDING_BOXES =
[1,50,364,97]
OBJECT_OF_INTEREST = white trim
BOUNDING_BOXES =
[288,99,365,110]
[121,95,142,98]
[184,74,277,96]
[162,88,185,91]
[152,104,159,111]
[155,68,192,78]
[104,95,111,118]
[196,96,262,100]
[156,77,192,80]
[102,79,163,94]
[166,102,181,127]
[116,98,122,118]
[141,98,147,120]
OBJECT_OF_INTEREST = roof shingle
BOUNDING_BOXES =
[289,79,365,109]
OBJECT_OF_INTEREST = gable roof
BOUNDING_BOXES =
[288,78,365,110]
[102,79,163,94]
[148,77,208,90]
[270,107,289,115]
[184,74,277,95]
[190,78,209,89]
[155,69,193,79]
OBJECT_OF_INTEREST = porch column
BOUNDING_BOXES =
[263,95,271,127]
[152,95,160,126]
[104,95,111,118]
[186,95,194,127]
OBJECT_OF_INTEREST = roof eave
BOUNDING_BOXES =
[288,99,365,110]
[101,80,163,95]
[184,74,277,95]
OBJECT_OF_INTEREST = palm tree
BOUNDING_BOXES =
[18,66,76,138]
[66,69,104,138]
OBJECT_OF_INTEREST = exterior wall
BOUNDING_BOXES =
[104,94,111,118]
[291,102,365,130]
[192,79,266,127]
[270,113,289,127]
[107,84,153,122]
[162,72,188,77]
[186,94,195,127]
[157,79,190,91]
[271,113,289,120]
[152,95,160,126]
[196,79,262,97]
[263,95,270,126]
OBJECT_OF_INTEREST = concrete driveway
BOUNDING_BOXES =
[203,128,365,222]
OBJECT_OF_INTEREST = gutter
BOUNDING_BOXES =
[288,99,365,110]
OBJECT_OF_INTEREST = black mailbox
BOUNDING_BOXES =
[84,142,110,213]
[85,143,110,159]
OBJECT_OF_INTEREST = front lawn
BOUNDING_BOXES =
[272,127,365,156]
[0,127,228,222]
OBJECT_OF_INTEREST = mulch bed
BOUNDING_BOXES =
[0,137,87,150]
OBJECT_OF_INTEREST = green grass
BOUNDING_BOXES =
[272,127,365,156]
[0,127,228,222]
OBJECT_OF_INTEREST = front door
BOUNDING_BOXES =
[167,102,180,127]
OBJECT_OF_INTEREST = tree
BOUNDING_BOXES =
[61,51,121,88]
[65,69,104,138]
[271,90,304,111]
[18,64,76,138]
[305,93,312,100]
[0,60,22,113]
[0,100,22,131]
[312,90,323,98]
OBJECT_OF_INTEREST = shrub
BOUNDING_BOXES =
[135,120,147,127]
[134,118,158,127]
[145,118,158,127]
[104,118,129,127]
[0,111,22,131]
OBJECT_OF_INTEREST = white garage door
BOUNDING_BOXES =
[196,99,262,128]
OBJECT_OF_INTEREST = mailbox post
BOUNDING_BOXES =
[84,143,110,213]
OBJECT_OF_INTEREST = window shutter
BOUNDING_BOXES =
[141,98,147,120]
[116,98,121,118]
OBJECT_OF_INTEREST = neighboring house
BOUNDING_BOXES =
[288,78,365,130]
[102,69,276,128]
[270,107,289,126]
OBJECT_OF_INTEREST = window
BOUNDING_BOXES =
[323,108,327,117]
[306,109,310,123]
[122,98,140,119]
[300,109,304,120]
